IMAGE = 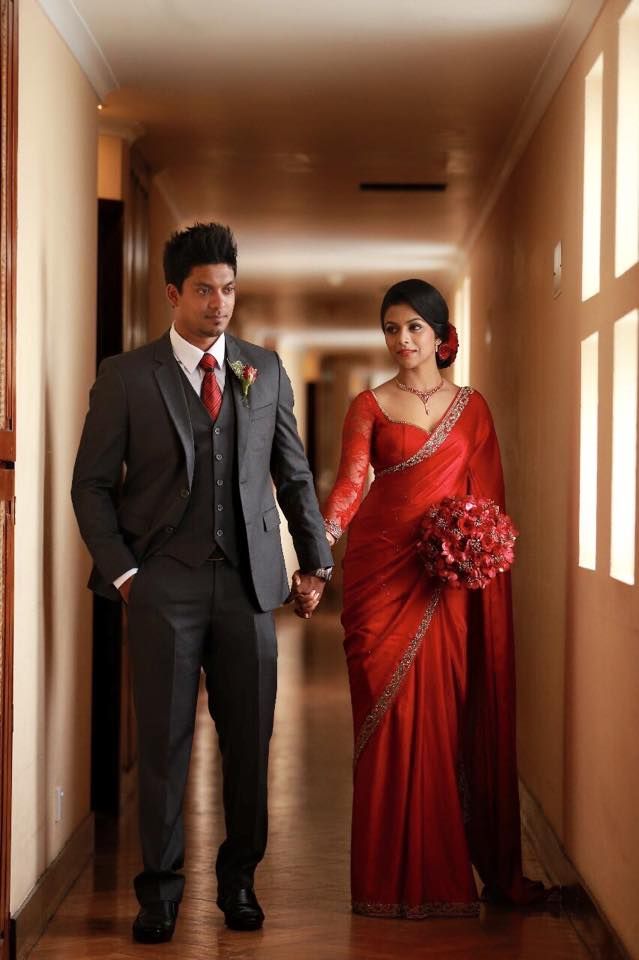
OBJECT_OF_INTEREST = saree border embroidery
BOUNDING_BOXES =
[352,899,481,919]
[376,386,474,477]
[353,588,442,765]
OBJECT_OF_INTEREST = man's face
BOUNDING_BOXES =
[167,263,236,345]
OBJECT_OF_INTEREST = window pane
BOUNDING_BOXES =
[582,55,604,302]
[615,1,639,277]
[579,333,599,569]
[610,311,638,584]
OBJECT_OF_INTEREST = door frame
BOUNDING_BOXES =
[0,0,18,957]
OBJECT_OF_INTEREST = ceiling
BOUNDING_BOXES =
[71,0,603,297]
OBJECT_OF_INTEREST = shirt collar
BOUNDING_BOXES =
[170,324,226,374]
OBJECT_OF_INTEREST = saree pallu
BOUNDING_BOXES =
[325,387,542,917]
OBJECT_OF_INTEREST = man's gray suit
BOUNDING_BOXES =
[72,330,332,904]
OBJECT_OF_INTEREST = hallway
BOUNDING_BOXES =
[3,1,639,957]
[29,609,589,960]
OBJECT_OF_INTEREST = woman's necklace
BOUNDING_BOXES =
[394,377,445,416]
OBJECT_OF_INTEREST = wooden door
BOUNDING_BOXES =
[0,0,17,957]
[92,200,125,817]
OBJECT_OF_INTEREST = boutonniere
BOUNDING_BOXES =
[229,360,259,405]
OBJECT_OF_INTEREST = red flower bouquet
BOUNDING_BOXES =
[416,496,518,589]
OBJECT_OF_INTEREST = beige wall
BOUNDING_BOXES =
[147,180,178,340]
[11,0,97,912]
[462,0,639,954]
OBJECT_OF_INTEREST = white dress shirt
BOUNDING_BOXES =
[113,326,227,591]
[170,324,226,395]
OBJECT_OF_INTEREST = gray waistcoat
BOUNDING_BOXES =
[162,375,243,567]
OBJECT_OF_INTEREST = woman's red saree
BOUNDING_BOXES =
[324,387,543,917]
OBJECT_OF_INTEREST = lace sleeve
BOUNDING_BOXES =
[322,392,375,541]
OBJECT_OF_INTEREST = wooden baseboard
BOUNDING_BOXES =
[9,813,94,960]
[519,779,630,960]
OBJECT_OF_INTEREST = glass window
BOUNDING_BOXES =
[610,311,638,584]
[615,1,639,277]
[579,332,599,569]
[582,54,604,301]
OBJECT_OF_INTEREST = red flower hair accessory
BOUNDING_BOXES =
[416,495,518,589]
[437,324,459,363]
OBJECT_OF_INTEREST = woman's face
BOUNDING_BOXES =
[382,303,438,370]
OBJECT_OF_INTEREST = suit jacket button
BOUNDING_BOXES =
[216,479,224,486]
[215,453,223,461]
[165,525,175,534]
[216,529,224,537]
[180,488,190,498]
[214,427,221,435]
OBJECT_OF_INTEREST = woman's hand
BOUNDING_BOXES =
[291,571,324,619]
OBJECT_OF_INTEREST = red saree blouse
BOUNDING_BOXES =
[323,387,543,918]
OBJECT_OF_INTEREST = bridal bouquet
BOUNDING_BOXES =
[416,496,518,589]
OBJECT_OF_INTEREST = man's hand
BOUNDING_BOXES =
[118,575,136,605]
[291,571,325,620]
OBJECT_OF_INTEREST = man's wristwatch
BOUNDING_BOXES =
[306,566,333,582]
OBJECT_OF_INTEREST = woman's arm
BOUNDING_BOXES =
[323,392,375,542]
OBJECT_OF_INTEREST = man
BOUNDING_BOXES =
[72,222,333,942]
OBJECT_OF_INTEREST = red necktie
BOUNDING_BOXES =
[199,354,223,421]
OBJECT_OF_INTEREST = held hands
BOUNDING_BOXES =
[291,571,326,620]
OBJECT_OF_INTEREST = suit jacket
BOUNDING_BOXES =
[71,331,333,610]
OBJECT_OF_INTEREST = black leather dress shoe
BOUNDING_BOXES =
[132,901,178,943]
[217,888,264,931]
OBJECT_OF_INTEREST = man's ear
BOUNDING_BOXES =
[166,283,180,308]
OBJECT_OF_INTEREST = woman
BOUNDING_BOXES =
[322,279,546,918]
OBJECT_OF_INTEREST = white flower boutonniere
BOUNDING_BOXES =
[230,360,259,406]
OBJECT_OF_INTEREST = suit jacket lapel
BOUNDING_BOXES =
[153,332,195,489]
[225,334,250,464]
